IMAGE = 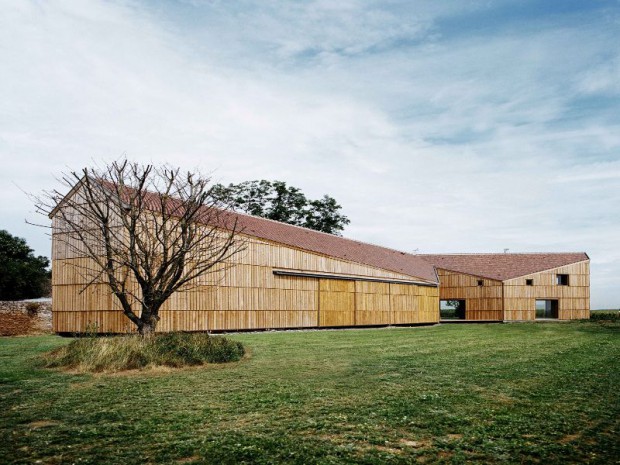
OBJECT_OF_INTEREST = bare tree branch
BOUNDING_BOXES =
[33,160,246,335]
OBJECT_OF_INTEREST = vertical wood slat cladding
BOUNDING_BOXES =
[355,281,390,326]
[52,230,440,333]
[436,260,590,321]
[436,269,504,320]
[319,279,355,326]
[503,261,590,320]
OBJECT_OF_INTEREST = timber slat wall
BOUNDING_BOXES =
[503,260,590,320]
[436,260,590,321]
[436,269,504,320]
[52,229,440,333]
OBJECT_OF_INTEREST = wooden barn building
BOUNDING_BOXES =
[51,206,440,333]
[419,253,590,321]
[50,182,591,332]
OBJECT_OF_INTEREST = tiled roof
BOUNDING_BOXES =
[140,190,438,283]
[52,180,438,283]
[419,253,589,281]
[227,211,438,283]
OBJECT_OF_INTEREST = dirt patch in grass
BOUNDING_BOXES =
[368,445,403,455]
[559,433,581,444]
[399,438,431,449]
[493,392,517,405]
[28,420,59,429]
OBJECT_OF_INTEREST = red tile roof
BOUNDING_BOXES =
[228,211,438,283]
[61,180,586,284]
[136,190,438,283]
[52,180,438,283]
[419,253,589,281]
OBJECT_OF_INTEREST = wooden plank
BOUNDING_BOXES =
[51,216,442,332]
[503,260,590,321]
[319,279,355,327]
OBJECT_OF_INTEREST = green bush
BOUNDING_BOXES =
[0,230,51,300]
[589,311,620,322]
[44,332,245,372]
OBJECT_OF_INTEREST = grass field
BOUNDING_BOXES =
[1,321,619,464]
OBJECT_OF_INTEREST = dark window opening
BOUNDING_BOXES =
[477,279,484,286]
[556,274,569,286]
[536,299,558,319]
[440,300,466,320]
[526,279,533,286]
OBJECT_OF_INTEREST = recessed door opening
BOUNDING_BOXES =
[440,300,466,320]
[535,299,558,319]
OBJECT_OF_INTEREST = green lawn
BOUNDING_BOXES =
[1,322,619,464]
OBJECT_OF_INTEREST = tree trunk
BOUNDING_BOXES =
[138,309,160,336]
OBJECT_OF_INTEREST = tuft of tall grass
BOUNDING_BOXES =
[44,332,245,372]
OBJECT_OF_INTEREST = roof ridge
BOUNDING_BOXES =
[419,252,587,256]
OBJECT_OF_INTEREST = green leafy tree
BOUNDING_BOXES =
[211,180,350,235]
[446,300,465,319]
[0,230,50,300]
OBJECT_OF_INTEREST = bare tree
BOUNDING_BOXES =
[35,161,245,335]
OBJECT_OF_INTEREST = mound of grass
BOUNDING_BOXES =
[44,332,245,372]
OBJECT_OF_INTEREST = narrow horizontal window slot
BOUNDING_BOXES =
[272,270,437,287]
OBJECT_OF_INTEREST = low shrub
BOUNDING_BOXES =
[589,311,620,322]
[44,332,245,372]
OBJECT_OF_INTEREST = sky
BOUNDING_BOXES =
[1,0,619,308]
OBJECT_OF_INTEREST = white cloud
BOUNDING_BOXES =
[575,56,620,95]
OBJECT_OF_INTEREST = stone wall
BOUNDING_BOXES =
[0,300,52,336]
